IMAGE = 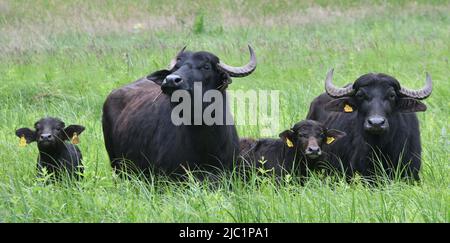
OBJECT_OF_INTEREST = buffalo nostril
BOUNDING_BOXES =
[164,74,183,86]
[368,117,385,126]
[40,134,52,140]
[173,77,183,84]
[307,146,320,153]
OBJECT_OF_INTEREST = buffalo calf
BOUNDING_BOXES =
[239,120,346,179]
[16,117,85,179]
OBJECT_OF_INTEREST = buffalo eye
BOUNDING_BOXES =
[355,91,365,100]
[174,58,182,68]
[202,63,211,70]
[387,92,396,100]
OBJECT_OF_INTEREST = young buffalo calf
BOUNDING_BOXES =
[15,117,85,179]
[239,120,346,179]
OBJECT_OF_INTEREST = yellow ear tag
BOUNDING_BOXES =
[286,138,294,148]
[344,104,353,113]
[71,132,80,145]
[19,135,27,147]
[326,136,335,145]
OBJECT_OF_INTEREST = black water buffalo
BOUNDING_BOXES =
[15,117,85,179]
[239,120,346,179]
[102,46,257,178]
[307,69,432,181]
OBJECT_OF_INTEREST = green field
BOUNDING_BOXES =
[0,0,448,222]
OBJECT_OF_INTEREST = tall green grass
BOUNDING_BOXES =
[0,0,448,222]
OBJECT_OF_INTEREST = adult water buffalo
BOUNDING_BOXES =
[102,45,256,178]
[307,69,432,181]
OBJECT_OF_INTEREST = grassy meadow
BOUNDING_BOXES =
[0,0,448,222]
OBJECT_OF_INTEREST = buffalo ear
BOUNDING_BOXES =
[396,98,427,113]
[279,129,295,147]
[64,125,85,140]
[146,69,172,85]
[324,98,356,113]
[15,128,36,144]
[325,129,346,145]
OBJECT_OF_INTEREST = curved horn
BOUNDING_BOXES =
[168,46,187,70]
[217,45,257,77]
[324,68,355,98]
[399,73,433,100]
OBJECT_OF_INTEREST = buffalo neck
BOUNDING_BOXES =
[38,142,67,160]
[186,91,236,148]
[282,143,313,169]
